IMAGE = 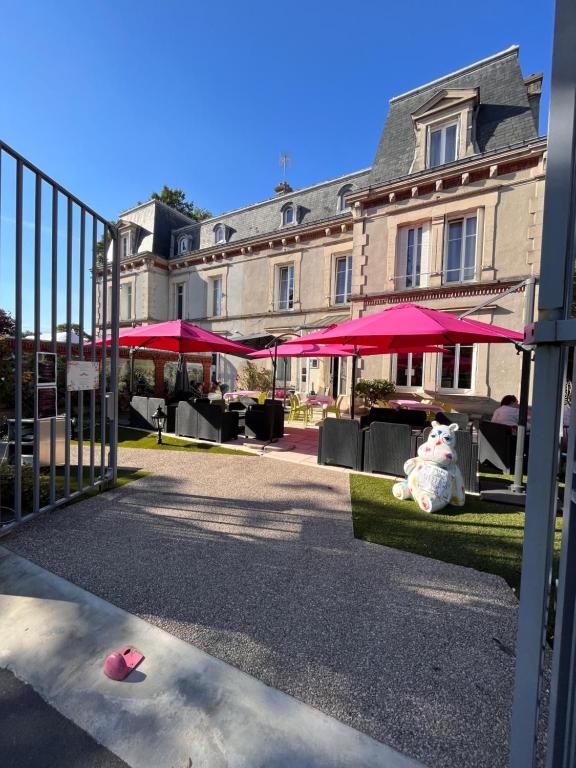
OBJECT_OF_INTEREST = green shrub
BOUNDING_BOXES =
[236,361,272,392]
[0,463,51,512]
[355,378,396,406]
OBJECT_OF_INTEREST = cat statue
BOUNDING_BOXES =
[392,421,466,513]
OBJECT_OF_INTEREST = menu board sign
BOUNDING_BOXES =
[36,352,57,385]
[37,386,57,420]
[67,361,100,391]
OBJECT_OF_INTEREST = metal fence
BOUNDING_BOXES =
[510,1,576,766]
[0,139,119,534]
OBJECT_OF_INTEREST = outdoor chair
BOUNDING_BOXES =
[287,394,313,425]
[245,400,285,440]
[227,401,247,433]
[318,418,364,471]
[478,421,519,474]
[194,400,239,442]
[257,391,269,405]
[360,407,427,430]
[129,396,151,429]
[363,422,417,477]
[417,427,479,493]
[435,411,470,431]
[322,395,344,419]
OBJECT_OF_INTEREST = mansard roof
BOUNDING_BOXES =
[172,168,370,254]
[119,199,196,257]
[369,46,539,186]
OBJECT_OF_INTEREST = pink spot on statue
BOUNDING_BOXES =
[425,447,431,453]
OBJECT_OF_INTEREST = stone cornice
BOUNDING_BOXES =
[354,278,527,307]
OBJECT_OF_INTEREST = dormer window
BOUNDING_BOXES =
[179,237,188,254]
[214,224,226,244]
[428,122,458,168]
[337,185,353,212]
[281,204,295,227]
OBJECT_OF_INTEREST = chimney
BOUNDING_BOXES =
[524,73,543,133]
[274,181,293,196]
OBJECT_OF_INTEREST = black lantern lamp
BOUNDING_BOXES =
[151,405,167,444]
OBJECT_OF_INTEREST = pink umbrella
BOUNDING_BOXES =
[94,320,252,356]
[284,303,523,348]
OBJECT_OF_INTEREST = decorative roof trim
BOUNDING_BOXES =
[353,278,526,307]
[389,46,519,104]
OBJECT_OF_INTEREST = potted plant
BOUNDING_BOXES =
[355,378,396,409]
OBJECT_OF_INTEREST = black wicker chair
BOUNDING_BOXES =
[228,401,247,432]
[317,418,364,470]
[417,426,479,493]
[244,400,284,440]
[435,411,470,430]
[194,400,239,442]
[478,421,519,474]
[360,407,427,430]
[363,422,417,477]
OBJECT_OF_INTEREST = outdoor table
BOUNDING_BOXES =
[388,399,445,413]
[223,390,260,402]
[303,395,333,406]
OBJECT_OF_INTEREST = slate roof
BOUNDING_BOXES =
[119,200,195,258]
[369,46,539,187]
[172,168,371,256]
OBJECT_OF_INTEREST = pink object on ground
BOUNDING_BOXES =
[103,646,145,681]
[388,399,445,412]
[283,303,524,349]
[92,320,253,356]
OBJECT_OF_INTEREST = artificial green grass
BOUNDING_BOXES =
[78,426,254,456]
[350,474,563,593]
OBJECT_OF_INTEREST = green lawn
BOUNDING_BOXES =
[350,474,563,593]
[77,426,254,456]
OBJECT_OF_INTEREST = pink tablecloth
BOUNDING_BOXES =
[303,395,333,406]
[223,390,260,401]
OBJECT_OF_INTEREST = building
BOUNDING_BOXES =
[100,46,545,413]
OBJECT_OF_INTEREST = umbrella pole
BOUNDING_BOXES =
[350,349,358,420]
[271,339,278,400]
[129,347,134,397]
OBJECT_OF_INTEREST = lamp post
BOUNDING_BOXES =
[151,405,167,444]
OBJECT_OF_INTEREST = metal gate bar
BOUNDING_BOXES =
[0,138,118,535]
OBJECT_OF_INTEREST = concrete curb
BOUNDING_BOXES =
[0,547,424,768]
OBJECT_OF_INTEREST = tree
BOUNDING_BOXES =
[56,323,92,341]
[149,186,212,222]
[236,362,272,392]
[0,308,15,337]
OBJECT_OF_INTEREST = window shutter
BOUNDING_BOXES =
[396,228,408,289]
[420,222,431,287]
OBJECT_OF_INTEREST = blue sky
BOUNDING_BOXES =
[0,0,555,223]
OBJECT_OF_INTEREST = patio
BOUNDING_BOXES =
[5,445,521,768]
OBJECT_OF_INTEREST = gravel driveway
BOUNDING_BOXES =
[5,448,520,768]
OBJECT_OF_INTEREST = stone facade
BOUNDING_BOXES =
[98,46,545,415]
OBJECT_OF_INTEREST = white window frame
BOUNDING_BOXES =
[437,343,476,393]
[179,238,188,254]
[214,225,226,244]
[334,254,353,305]
[121,233,130,260]
[281,204,295,227]
[443,213,478,284]
[393,351,425,389]
[396,223,430,290]
[174,282,186,320]
[211,276,222,317]
[120,283,133,322]
[276,263,294,311]
[427,120,458,168]
[337,185,353,212]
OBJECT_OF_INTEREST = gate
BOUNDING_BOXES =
[0,139,119,534]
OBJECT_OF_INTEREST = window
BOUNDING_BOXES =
[439,344,475,391]
[175,284,185,320]
[282,204,295,226]
[334,254,353,304]
[277,264,294,310]
[337,185,353,212]
[444,215,477,283]
[215,225,226,244]
[121,234,130,260]
[277,356,291,382]
[428,122,457,168]
[394,352,424,388]
[179,238,188,254]
[397,224,430,289]
[120,283,132,321]
[211,276,222,317]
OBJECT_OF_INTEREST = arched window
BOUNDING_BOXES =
[281,204,295,226]
[179,238,188,254]
[337,184,353,212]
[214,224,226,244]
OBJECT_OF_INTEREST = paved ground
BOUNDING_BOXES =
[4,448,520,768]
[0,668,129,768]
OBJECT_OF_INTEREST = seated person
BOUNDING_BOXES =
[491,395,519,427]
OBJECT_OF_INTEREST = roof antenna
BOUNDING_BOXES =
[275,153,293,195]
